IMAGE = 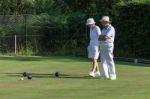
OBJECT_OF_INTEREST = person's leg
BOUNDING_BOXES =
[95,62,100,72]
[88,45,94,72]
[89,45,100,77]
[106,45,116,80]
[89,58,98,77]
[89,58,96,77]
[92,59,97,72]
[94,46,100,77]
[94,61,100,77]
[100,45,109,79]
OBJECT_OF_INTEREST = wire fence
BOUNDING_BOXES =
[0,35,40,54]
[0,14,87,56]
[0,14,149,61]
[0,35,87,56]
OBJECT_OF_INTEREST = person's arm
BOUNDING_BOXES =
[99,27,114,41]
[96,27,101,36]
[99,35,108,41]
[105,27,115,39]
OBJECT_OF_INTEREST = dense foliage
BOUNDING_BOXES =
[114,1,150,58]
[0,0,149,59]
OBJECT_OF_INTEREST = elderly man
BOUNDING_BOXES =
[99,16,117,80]
[86,18,101,77]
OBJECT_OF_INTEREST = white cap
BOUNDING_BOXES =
[86,18,95,25]
[100,16,110,22]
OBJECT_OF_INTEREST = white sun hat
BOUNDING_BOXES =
[86,18,96,25]
[100,16,110,22]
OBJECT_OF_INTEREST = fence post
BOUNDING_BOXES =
[24,14,28,55]
[15,35,17,55]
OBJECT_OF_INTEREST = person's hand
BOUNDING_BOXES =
[99,35,104,41]
[99,35,109,41]
[104,36,110,40]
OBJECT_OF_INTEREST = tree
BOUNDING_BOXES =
[0,0,34,15]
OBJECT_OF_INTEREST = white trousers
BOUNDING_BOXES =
[100,43,116,79]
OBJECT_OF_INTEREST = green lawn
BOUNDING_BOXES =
[0,56,150,99]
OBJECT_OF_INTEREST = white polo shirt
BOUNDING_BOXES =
[89,25,101,46]
[100,24,115,44]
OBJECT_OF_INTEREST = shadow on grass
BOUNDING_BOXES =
[0,56,149,67]
[0,56,89,62]
[116,61,150,67]
[3,73,95,79]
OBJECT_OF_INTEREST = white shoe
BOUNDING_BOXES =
[110,75,117,80]
[110,77,117,80]
[89,72,96,77]
[95,72,100,77]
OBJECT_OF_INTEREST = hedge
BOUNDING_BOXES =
[114,1,150,59]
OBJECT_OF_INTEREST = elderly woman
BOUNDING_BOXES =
[86,18,101,77]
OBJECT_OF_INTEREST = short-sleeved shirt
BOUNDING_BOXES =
[89,26,101,46]
[100,24,115,44]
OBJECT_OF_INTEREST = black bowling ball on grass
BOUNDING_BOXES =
[22,72,32,80]
[27,75,32,80]
[23,72,28,77]
[55,72,59,77]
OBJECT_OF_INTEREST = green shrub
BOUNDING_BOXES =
[114,1,150,59]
